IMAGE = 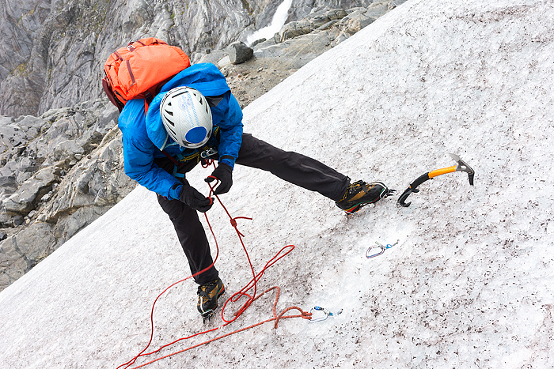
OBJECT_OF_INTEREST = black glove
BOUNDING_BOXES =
[205,163,233,195]
[179,181,213,212]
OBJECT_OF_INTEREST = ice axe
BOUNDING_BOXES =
[397,153,474,207]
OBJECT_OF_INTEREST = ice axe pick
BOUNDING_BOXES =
[397,153,475,207]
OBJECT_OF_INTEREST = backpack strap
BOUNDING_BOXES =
[143,76,175,115]
[160,149,187,178]
[102,77,124,112]
[161,149,182,167]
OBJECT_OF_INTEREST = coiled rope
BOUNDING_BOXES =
[117,172,311,369]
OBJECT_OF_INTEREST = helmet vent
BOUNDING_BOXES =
[166,126,177,136]
[172,90,187,98]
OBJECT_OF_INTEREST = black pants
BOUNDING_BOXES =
[157,133,350,284]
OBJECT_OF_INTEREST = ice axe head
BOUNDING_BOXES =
[449,153,474,186]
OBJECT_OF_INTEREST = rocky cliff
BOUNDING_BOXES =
[0,0,406,290]
[0,0,380,117]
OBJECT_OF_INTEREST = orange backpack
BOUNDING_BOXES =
[102,38,190,112]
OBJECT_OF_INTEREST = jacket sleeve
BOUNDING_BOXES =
[211,91,243,168]
[119,100,183,199]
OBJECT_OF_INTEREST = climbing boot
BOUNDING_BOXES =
[336,181,394,214]
[197,278,225,322]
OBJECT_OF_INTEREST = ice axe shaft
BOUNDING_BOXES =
[397,153,475,207]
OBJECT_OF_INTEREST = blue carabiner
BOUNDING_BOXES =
[309,306,343,322]
[366,240,399,259]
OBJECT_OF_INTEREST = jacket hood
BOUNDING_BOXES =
[145,63,231,150]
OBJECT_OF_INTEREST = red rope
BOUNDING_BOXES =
[125,287,312,369]
[117,173,310,369]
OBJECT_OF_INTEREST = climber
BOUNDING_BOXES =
[117,62,393,320]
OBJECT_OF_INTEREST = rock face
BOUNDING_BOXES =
[0,0,401,118]
[0,0,406,290]
[0,99,135,289]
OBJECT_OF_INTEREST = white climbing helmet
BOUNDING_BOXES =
[160,86,213,149]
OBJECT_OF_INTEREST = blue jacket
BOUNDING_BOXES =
[118,63,244,200]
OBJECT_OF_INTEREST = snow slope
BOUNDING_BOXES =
[1,0,554,368]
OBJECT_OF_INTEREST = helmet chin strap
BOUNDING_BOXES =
[160,133,170,151]
[160,133,182,150]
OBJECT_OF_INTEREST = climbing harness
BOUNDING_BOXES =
[309,306,343,322]
[366,240,399,259]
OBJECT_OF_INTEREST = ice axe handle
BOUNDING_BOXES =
[397,172,431,207]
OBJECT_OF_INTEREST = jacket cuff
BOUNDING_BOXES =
[219,155,235,169]
[169,183,183,200]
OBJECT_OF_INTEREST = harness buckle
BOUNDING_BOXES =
[201,148,218,159]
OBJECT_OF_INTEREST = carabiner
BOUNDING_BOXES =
[201,147,218,159]
[309,306,343,322]
[366,240,399,259]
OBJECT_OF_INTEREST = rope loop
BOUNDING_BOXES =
[118,170,306,369]
[274,306,312,329]
[201,158,215,168]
